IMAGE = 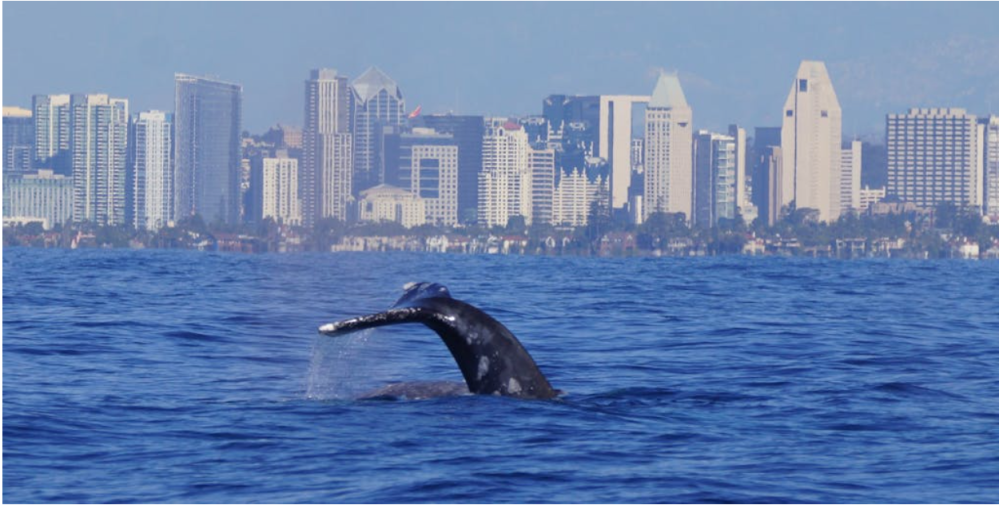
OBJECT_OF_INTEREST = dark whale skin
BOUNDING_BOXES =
[319,283,558,400]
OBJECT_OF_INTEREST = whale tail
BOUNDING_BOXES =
[319,282,558,399]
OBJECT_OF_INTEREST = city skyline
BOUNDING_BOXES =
[4,3,999,136]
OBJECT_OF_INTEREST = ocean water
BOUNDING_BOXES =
[3,247,999,503]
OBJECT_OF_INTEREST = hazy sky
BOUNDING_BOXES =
[5,2,998,137]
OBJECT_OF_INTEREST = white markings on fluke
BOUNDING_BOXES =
[478,356,490,380]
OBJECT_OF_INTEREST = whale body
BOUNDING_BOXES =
[319,282,558,400]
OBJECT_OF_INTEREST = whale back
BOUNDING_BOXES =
[319,282,557,400]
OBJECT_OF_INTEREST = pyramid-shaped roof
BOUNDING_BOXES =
[649,72,688,109]
[351,67,402,104]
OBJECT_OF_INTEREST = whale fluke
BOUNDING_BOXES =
[319,282,558,400]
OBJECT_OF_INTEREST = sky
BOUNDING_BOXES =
[4,2,999,138]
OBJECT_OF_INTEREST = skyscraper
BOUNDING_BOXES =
[351,67,405,194]
[382,127,459,226]
[479,120,531,228]
[529,144,555,226]
[174,74,242,225]
[3,169,73,229]
[780,60,843,221]
[643,72,693,220]
[132,110,173,231]
[31,94,71,173]
[303,68,352,226]
[757,146,783,226]
[70,94,129,225]
[693,130,737,227]
[840,140,862,213]
[3,106,33,173]
[887,108,982,210]
[418,114,484,223]
[728,124,754,221]
[983,116,999,217]
[599,95,650,211]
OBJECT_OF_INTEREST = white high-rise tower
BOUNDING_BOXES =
[781,60,843,222]
[643,72,693,220]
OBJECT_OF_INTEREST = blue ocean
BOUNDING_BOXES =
[3,248,999,503]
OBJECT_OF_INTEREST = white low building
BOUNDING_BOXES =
[358,184,426,228]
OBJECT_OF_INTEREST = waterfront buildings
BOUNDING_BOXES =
[643,72,693,221]
[383,127,460,227]
[303,68,352,226]
[886,108,982,210]
[551,166,608,227]
[781,60,843,222]
[479,120,531,227]
[131,111,173,230]
[840,140,862,213]
[417,114,485,223]
[983,116,999,217]
[529,145,556,226]
[693,130,737,227]
[70,94,129,225]
[357,184,426,228]
[3,169,73,229]
[257,152,302,226]
[351,67,405,194]
[3,106,33,173]
[754,146,783,226]
[598,95,650,212]
[174,74,242,225]
[31,94,71,173]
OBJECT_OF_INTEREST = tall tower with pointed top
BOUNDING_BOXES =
[643,72,693,220]
[780,61,842,221]
[350,67,405,195]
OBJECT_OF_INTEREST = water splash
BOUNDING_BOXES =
[305,328,376,400]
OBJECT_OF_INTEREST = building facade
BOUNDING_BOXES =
[351,67,405,194]
[840,140,862,213]
[70,94,129,225]
[303,68,353,226]
[174,74,242,225]
[131,110,173,230]
[3,106,34,173]
[3,169,73,229]
[32,94,71,173]
[780,60,843,221]
[529,144,556,226]
[479,121,531,228]
[693,130,737,227]
[754,146,783,226]
[983,116,999,217]
[886,108,982,210]
[357,184,426,228]
[599,95,650,211]
[859,185,886,212]
[417,114,484,223]
[644,73,693,221]
[260,154,301,226]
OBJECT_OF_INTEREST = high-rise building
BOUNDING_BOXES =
[132,111,173,231]
[886,108,982,210]
[257,153,301,226]
[751,126,782,223]
[983,116,999,217]
[174,74,242,225]
[529,144,555,226]
[757,146,784,226]
[303,69,353,226]
[3,169,74,229]
[599,95,650,211]
[351,67,405,194]
[383,127,460,227]
[643,72,693,221]
[840,140,862,213]
[31,94,71,173]
[780,60,843,221]
[693,130,737,227]
[479,120,531,228]
[3,106,34,173]
[728,124,754,221]
[70,94,129,225]
[551,166,610,227]
[417,114,484,223]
